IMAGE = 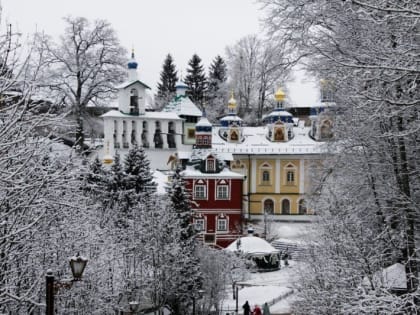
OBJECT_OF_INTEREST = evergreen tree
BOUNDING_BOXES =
[156,54,178,110]
[165,167,202,314]
[208,55,227,91]
[207,55,228,122]
[184,54,207,107]
[124,145,157,194]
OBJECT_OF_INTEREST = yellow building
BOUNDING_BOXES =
[211,90,326,217]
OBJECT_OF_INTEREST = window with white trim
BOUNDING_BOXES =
[207,158,215,172]
[194,219,205,232]
[260,162,272,185]
[217,218,227,231]
[216,185,229,199]
[284,163,296,186]
[194,185,206,199]
[287,171,295,184]
[262,170,270,184]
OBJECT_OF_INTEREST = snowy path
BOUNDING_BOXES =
[220,262,298,314]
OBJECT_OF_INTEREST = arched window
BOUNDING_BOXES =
[131,121,136,145]
[153,121,163,148]
[299,199,307,215]
[282,199,290,215]
[130,89,139,114]
[141,121,149,148]
[264,199,274,214]
[167,121,176,148]
[122,121,128,148]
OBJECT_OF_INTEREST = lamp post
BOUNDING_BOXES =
[45,253,88,315]
[192,289,205,315]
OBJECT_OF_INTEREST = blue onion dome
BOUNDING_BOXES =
[175,79,188,89]
[127,50,138,69]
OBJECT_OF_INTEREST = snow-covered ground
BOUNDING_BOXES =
[220,221,312,314]
[220,262,298,314]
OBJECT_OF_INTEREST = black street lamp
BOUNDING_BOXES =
[46,253,88,315]
[192,289,205,315]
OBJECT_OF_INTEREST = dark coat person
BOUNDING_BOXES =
[242,300,251,315]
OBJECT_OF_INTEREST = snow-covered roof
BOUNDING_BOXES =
[220,115,243,121]
[225,235,279,256]
[188,148,234,161]
[211,126,325,155]
[264,110,293,118]
[196,116,212,127]
[182,165,243,179]
[162,95,202,117]
[115,79,151,90]
[101,109,181,120]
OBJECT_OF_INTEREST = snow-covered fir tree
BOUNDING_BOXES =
[163,167,202,315]
[124,145,157,195]
[206,55,228,122]
[185,54,207,108]
[156,54,178,110]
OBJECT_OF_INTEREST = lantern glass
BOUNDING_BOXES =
[69,254,88,280]
[129,301,140,312]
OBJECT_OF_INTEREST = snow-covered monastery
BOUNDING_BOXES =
[101,52,333,237]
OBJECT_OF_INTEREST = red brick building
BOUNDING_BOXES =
[181,114,244,248]
[182,152,244,248]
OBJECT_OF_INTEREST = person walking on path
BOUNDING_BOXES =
[253,305,262,315]
[263,302,271,315]
[242,301,251,315]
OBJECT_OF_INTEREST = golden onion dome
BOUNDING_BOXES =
[274,88,286,102]
[228,91,237,108]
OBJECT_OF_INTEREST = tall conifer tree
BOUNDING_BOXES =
[156,54,178,110]
[165,167,202,314]
[207,55,228,121]
[185,54,207,107]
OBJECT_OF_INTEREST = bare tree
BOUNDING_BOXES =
[39,16,126,152]
[226,34,291,123]
[0,21,92,313]
[260,0,420,313]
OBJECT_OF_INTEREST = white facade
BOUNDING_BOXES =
[101,54,193,169]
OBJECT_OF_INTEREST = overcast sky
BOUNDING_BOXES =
[1,0,318,107]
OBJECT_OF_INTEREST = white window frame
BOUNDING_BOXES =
[287,170,295,184]
[216,185,229,200]
[284,163,297,186]
[206,158,215,172]
[194,185,207,200]
[194,218,205,232]
[259,162,272,185]
[217,218,228,231]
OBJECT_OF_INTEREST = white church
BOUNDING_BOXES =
[102,52,201,169]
